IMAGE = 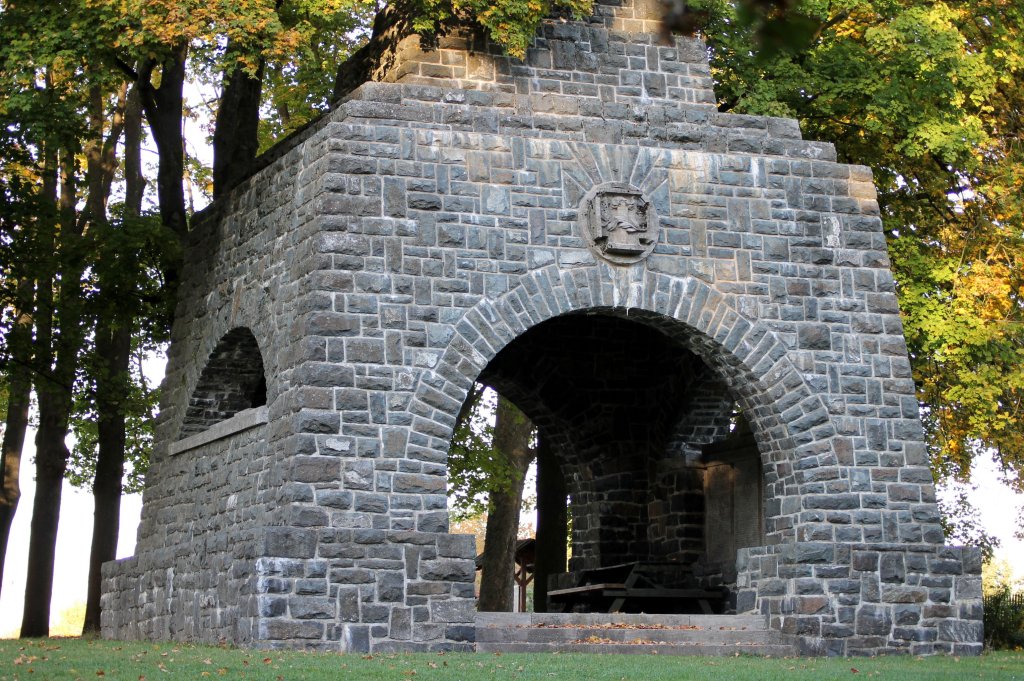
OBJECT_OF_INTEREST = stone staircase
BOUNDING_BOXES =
[475,613,795,657]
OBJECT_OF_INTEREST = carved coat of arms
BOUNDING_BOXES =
[579,182,658,265]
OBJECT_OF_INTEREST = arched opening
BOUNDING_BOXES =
[453,310,767,614]
[180,327,267,439]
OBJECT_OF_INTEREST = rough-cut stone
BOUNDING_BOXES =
[101,0,981,656]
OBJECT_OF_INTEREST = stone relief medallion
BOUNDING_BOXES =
[578,182,659,265]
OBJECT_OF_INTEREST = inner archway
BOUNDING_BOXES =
[459,310,768,614]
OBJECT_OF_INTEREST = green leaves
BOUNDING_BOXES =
[257,0,376,146]
[447,385,535,519]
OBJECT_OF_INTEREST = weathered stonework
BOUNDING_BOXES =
[101,0,982,655]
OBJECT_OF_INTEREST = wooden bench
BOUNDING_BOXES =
[547,582,628,598]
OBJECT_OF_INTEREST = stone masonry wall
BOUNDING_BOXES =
[736,543,983,655]
[103,0,982,655]
[101,419,269,643]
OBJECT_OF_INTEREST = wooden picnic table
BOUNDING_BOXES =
[547,561,725,614]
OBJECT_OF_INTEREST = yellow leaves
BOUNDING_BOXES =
[89,0,290,57]
[956,261,1013,322]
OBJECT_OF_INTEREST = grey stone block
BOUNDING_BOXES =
[264,529,316,559]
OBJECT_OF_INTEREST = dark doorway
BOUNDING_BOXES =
[461,311,766,614]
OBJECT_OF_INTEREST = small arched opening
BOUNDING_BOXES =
[180,327,267,440]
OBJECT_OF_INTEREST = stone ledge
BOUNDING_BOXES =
[169,406,268,456]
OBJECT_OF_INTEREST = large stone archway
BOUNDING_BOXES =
[102,0,982,656]
[414,270,827,551]
[449,306,776,607]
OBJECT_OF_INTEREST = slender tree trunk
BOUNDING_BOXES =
[0,281,34,597]
[478,397,534,612]
[123,86,145,216]
[17,137,58,636]
[81,80,132,635]
[21,144,86,638]
[21,391,71,637]
[213,48,266,197]
[532,435,567,613]
[82,321,130,634]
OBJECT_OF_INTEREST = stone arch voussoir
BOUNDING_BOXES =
[411,264,835,488]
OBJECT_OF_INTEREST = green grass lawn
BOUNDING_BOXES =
[0,638,1021,681]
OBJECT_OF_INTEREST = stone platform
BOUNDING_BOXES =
[476,612,795,656]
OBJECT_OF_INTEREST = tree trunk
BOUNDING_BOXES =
[82,320,130,634]
[20,392,71,637]
[18,136,58,637]
[123,85,145,216]
[477,397,534,612]
[532,435,567,613]
[80,77,132,635]
[0,281,33,597]
[213,48,266,197]
[82,81,126,225]
[137,47,188,240]
[21,144,86,638]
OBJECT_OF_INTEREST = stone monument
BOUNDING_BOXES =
[101,0,983,655]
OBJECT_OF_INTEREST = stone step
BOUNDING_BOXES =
[474,613,794,657]
[475,641,796,657]
[476,626,771,644]
[475,612,767,629]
